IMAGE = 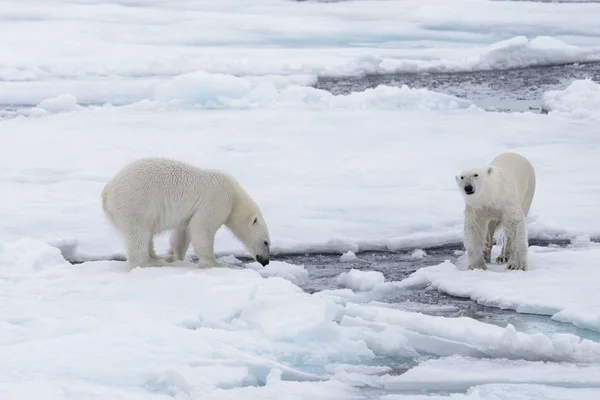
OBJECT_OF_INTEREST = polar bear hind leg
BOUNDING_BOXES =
[166,226,191,262]
[484,219,501,263]
[122,226,169,269]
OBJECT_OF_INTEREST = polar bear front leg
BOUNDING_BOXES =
[189,228,228,268]
[505,217,528,271]
[496,235,511,264]
[464,212,488,270]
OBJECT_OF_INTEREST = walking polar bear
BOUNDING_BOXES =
[102,158,271,270]
[456,152,536,271]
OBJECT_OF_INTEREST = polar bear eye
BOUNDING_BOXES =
[264,241,269,247]
[474,174,479,177]
[460,176,464,180]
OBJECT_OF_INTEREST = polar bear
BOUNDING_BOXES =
[102,158,271,269]
[455,152,536,271]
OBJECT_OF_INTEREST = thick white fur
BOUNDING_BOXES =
[102,158,271,269]
[456,152,536,271]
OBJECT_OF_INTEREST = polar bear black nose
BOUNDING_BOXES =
[256,255,269,267]
[464,184,474,194]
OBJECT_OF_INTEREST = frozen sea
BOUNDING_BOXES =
[1,0,600,399]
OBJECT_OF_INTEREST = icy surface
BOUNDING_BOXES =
[1,1,600,106]
[1,101,598,259]
[379,355,600,391]
[380,356,600,399]
[410,242,600,332]
[543,78,600,118]
[1,0,600,398]
[1,240,600,399]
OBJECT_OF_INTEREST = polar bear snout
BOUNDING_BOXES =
[256,253,270,266]
[464,184,474,195]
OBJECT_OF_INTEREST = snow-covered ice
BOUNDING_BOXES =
[379,356,600,399]
[1,0,600,398]
[543,79,600,119]
[1,98,598,258]
[1,1,600,106]
[2,240,600,399]
[409,242,600,332]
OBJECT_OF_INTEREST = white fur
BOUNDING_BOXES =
[456,152,536,271]
[102,158,271,269]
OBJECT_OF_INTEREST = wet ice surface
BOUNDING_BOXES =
[276,248,599,341]
[316,62,600,113]
[187,239,600,346]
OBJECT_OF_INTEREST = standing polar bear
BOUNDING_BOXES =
[102,158,271,269]
[456,152,536,271]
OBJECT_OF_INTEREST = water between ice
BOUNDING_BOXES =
[273,243,600,343]
[316,62,600,113]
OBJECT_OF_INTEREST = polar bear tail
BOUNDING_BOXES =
[101,184,114,223]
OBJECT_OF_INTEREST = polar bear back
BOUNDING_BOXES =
[103,158,251,234]
[490,152,536,215]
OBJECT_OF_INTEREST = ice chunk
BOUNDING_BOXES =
[543,79,600,119]
[246,261,309,286]
[154,70,251,107]
[36,94,80,113]
[410,245,600,332]
[411,249,427,259]
[340,251,357,262]
[337,269,385,292]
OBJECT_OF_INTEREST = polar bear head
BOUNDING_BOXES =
[246,214,271,266]
[229,211,271,267]
[455,166,494,205]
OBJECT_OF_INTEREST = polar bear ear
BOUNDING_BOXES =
[487,166,494,175]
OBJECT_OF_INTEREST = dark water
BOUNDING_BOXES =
[316,62,600,113]
[272,242,599,341]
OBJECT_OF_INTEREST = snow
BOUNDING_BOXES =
[1,101,598,258]
[409,242,600,332]
[543,79,600,119]
[2,0,600,398]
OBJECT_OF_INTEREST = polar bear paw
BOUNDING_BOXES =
[496,254,509,263]
[467,264,487,271]
[164,249,181,263]
[129,258,170,269]
[507,259,527,271]
[197,258,230,269]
